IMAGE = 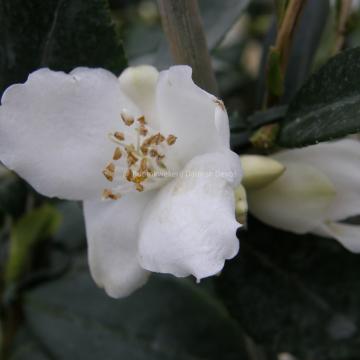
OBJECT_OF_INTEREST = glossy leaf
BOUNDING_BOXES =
[23,270,249,360]
[0,0,126,95]
[278,47,360,147]
[5,204,61,285]
[9,329,50,360]
[217,217,360,359]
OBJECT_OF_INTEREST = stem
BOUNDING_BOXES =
[333,0,352,55]
[157,0,218,95]
[274,0,307,75]
[253,0,306,149]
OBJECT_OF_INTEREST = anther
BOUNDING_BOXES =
[102,189,121,200]
[121,111,134,126]
[154,133,165,145]
[139,125,148,136]
[114,131,125,141]
[149,148,158,157]
[125,169,133,182]
[133,174,147,184]
[140,144,149,155]
[136,183,144,192]
[102,162,115,182]
[137,115,146,125]
[139,158,148,174]
[166,135,177,145]
[125,144,136,152]
[113,147,122,160]
[127,152,138,166]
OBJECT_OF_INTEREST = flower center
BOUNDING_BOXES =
[101,109,177,200]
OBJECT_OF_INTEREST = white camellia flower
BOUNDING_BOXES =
[0,65,242,297]
[243,139,360,252]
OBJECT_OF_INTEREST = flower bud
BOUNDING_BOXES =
[240,155,285,190]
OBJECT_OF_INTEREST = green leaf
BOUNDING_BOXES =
[9,328,50,360]
[217,217,360,359]
[23,269,249,359]
[278,47,360,147]
[5,204,61,285]
[0,0,126,95]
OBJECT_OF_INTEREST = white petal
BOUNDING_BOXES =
[317,221,360,253]
[155,66,230,166]
[214,105,231,147]
[0,68,140,200]
[118,65,159,127]
[83,192,154,298]
[248,163,336,234]
[274,139,360,221]
[138,151,241,280]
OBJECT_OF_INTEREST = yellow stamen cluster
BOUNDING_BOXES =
[101,111,177,200]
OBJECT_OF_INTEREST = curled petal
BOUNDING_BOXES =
[156,66,230,166]
[84,192,154,298]
[0,68,140,200]
[138,151,241,280]
[248,163,336,234]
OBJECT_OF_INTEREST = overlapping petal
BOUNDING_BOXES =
[84,192,154,298]
[248,163,336,234]
[138,151,241,280]
[118,65,159,127]
[0,67,140,200]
